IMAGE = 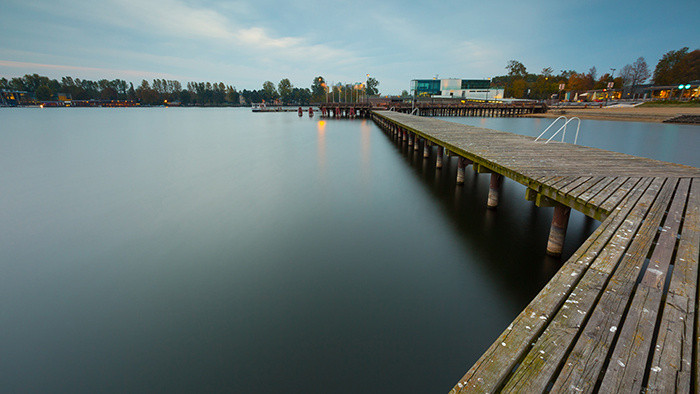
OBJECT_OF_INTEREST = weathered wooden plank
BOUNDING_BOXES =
[646,293,694,393]
[558,177,591,195]
[599,286,663,393]
[588,177,634,208]
[600,177,650,219]
[646,177,700,392]
[601,179,690,392]
[550,178,677,393]
[500,178,666,392]
[451,178,654,393]
[576,177,616,205]
[567,177,605,200]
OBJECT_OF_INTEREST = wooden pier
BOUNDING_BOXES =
[318,101,546,119]
[370,111,700,393]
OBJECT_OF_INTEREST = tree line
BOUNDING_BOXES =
[0,74,382,105]
[493,47,698,100]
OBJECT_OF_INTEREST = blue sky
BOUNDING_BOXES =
[1,0,698,94]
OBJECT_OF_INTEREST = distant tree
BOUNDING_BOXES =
[225,85,239,103]
[684,50,700,82]
[290,87,311,104]
[278,78,293,103]
[653,47,688,85]
[510,78,526,98]
[630,57,650,86]
[311,76,326,102]
[541,67,554,78]
[9,77,26,91]
[619,64,634,86]
[506,60,527,77]
[0,77,8,89]
[400,90,410,98]
[100,87,118,100]
[136,79,158,104]
[127,82,136,100]
[567,72,593,92]
[35,85,52,100]
[261,81,278,101]
[587,67,597,83]
[653,47,700,85]
[594,73,612,89]
[559,70,576,80]
[366,77,379,96]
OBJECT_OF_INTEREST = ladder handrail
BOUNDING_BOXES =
[536,116,582,145]
[546,117,581,145]
[535,116,567,141]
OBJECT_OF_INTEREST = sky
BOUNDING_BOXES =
[1,0,698,94]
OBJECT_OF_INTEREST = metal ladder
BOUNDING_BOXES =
[535,116,582,144]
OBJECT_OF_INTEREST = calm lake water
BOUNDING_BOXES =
[0,108,697,392]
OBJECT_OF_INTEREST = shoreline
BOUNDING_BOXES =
[527,106,700,124]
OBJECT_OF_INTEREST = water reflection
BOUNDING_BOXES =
[360,120,371,184]
[317,120,326,179]
[385,129,588,303]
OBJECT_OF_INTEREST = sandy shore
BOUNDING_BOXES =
[528,106,700,123]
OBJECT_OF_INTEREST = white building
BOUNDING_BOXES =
[411,78,504,101]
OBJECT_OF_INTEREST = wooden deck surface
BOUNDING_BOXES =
[371,111,700,393]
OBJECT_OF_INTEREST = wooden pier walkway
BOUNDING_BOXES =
[370,111,700,393]
[317,101,545,119]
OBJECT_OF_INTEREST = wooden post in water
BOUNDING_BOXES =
[546,205,571,256]
[436,146,444,168]
[408,133,414,147]
[457,157,470,185]
[424,140,430,158]
[414,136,420,152]
[487,174,502,209]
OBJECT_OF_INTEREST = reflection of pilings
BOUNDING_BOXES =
[370,110,580,260]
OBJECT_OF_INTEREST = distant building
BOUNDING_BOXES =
[0,90,36,106]
[57,92,72,102]
[410,78,504,100]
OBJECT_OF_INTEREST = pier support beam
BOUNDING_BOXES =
[436,146,444,168]
[408,133,414,147]
[424,141,430,158]
[457,157,471,185]
[546,205,571,257]
[487,174,503,209]
[414,137,421,151]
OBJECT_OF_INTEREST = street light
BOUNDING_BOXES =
[608,68,616,104]
[366,74,370,103]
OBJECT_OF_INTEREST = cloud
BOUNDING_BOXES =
[236,27,301,48]
[0,60,181,80]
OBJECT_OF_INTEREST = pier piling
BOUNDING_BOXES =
[546,205,571,256]
[487,174,503,209]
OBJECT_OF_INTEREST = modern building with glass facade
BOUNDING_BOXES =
[410,78,503,100]
[410,79,442,96]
